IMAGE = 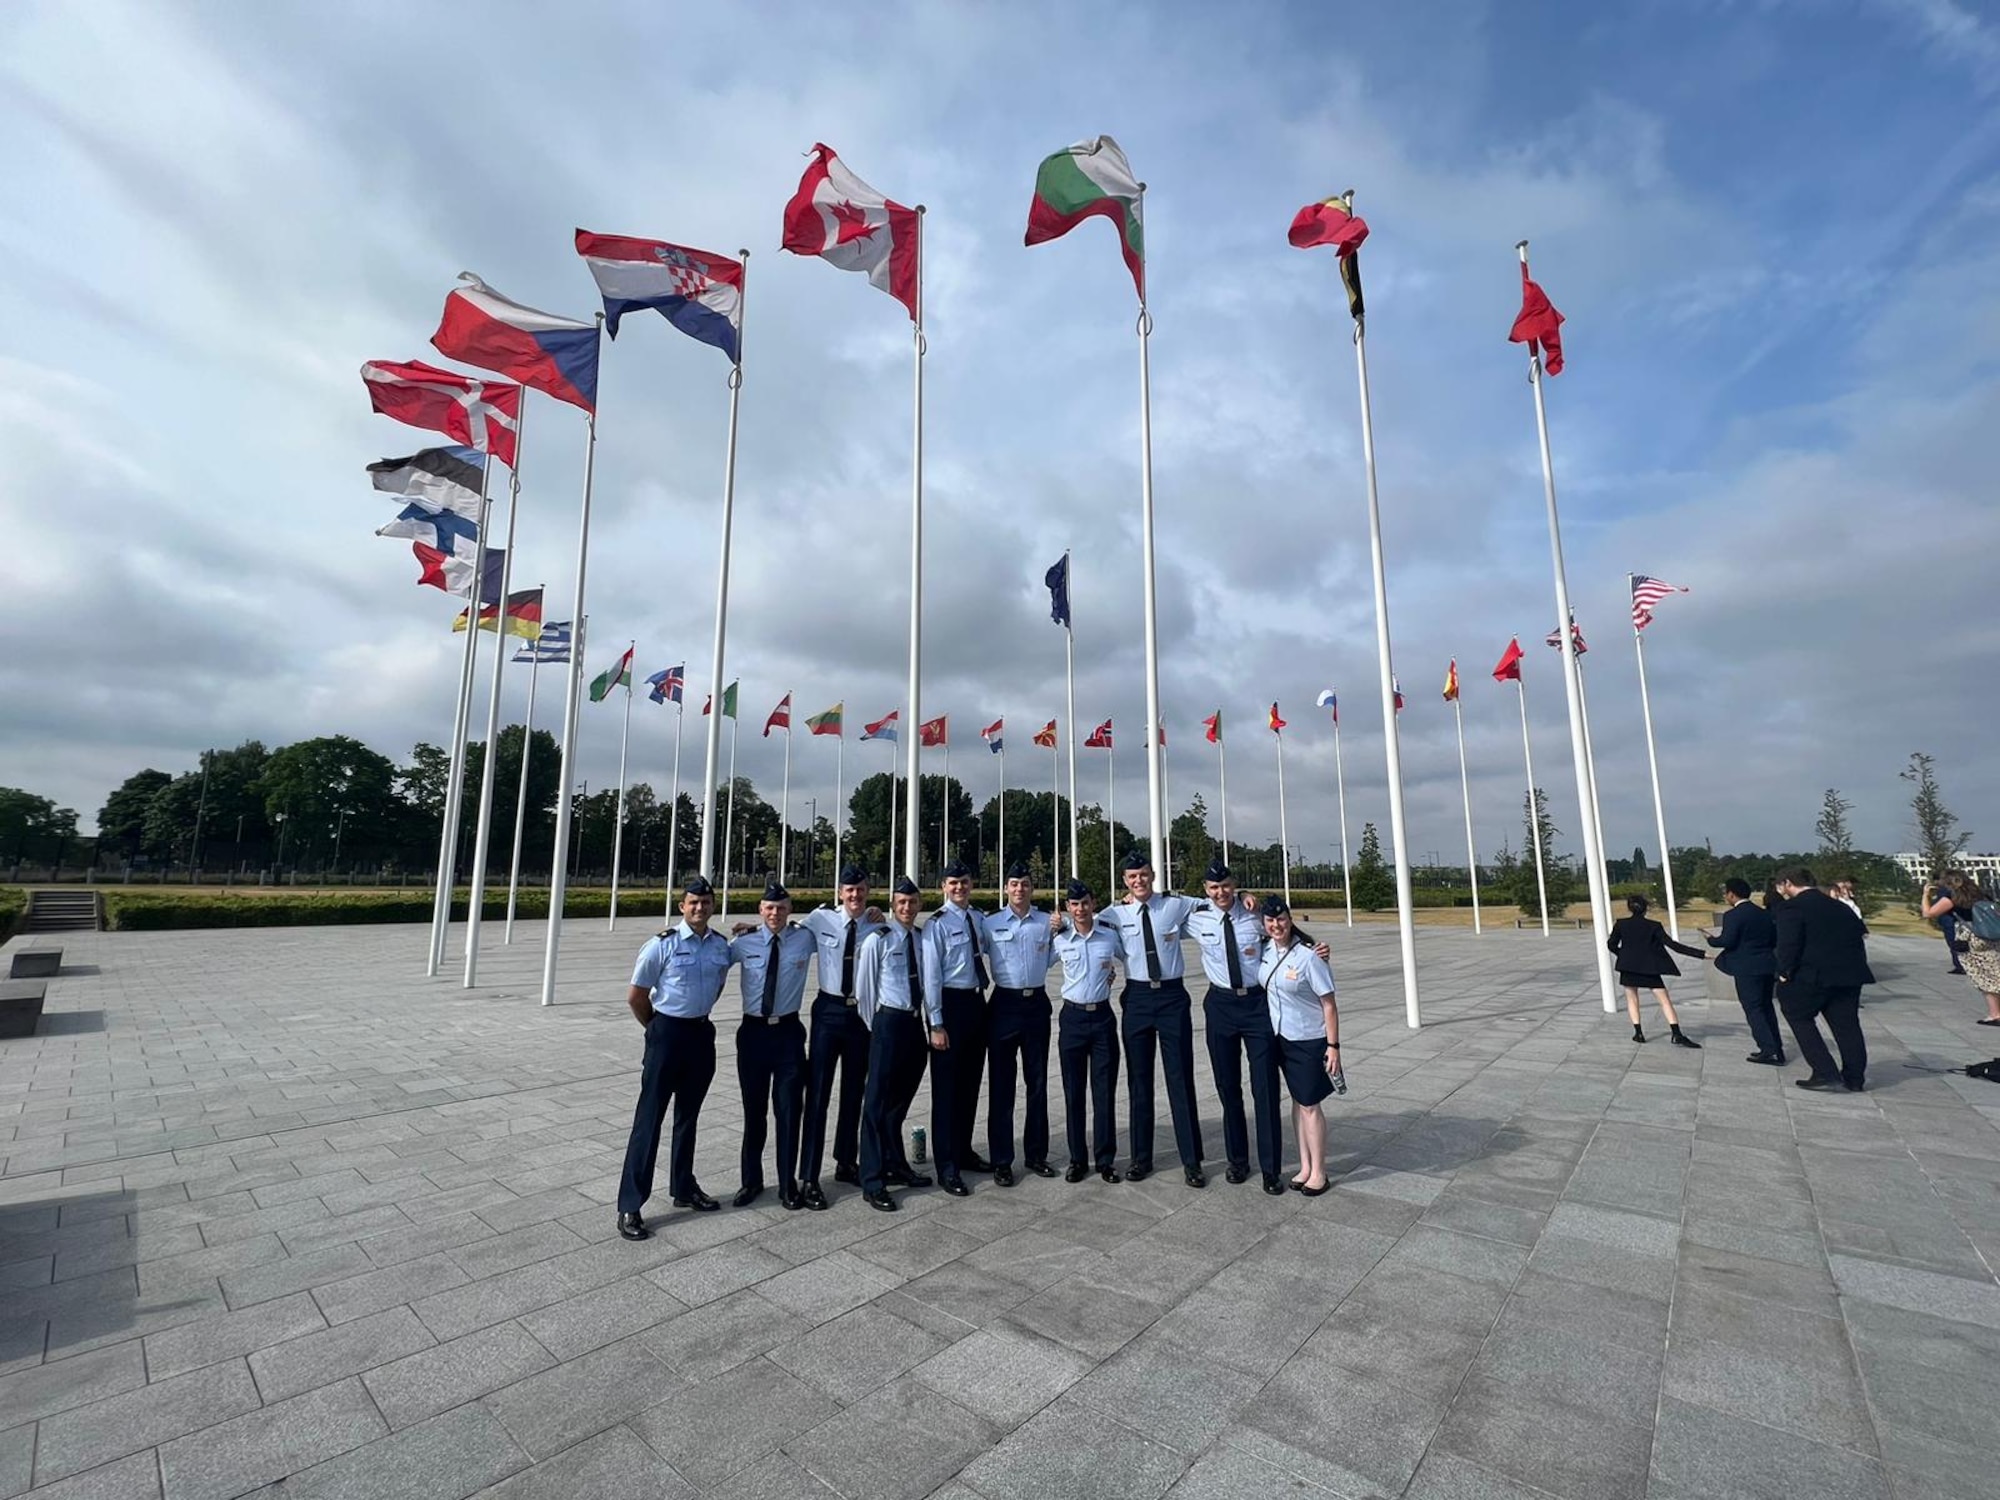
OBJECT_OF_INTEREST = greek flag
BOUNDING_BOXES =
[514,619,572,663]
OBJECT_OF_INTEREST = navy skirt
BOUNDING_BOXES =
[1278,1037,1336,1106]
[1617,972,1666,989]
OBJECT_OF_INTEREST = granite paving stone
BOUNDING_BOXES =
[32,1358,262,1486]
[156,1376,389,1500]
[467,1423,696,1500]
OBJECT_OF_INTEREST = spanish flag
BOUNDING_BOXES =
[1268,703,1287,734]
[1442,660,1460,703]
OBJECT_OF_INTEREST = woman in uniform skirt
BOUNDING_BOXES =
[1255,897,1342,1197]
[1607,895,1707,1047]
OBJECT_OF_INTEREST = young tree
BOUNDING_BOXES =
[1513,787,1573,918]
[1169,793,1215,893]
[1350,822,1396,911]
[1900,752,1968,878]
[1632,845,1649,881]
[1814,788,1854,860]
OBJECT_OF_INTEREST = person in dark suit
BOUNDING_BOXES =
[1771,864,1872,1092]
[1704,877,1785,1066]
[1606,895,1706,1047]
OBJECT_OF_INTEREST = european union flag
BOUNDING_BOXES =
[1044,555,1071,629]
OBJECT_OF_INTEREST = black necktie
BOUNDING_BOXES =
[968,912,990,990]
[1221,908,1245,990]
[904,928,922,1010]
[1139,903,1162,981]
[841,918,857,998]
[762,932,781,1016]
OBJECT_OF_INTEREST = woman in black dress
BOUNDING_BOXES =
[1606,895,1707,1047]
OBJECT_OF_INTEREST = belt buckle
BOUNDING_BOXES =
[1084,1002,1099,1012]
[1233,987,1247,997]
[766,1015,780,1026]
[843,997,858,1007]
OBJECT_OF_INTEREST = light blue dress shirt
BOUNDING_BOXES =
[801,906,883,996]
[630,922,736,1019]
[920,901,990,1011]
[985,905,1056,989]
[1097,892,1198,982]
[1258,941,1336,1040]
[729,924,816,1019]
[855,922,940,1028]
[1053,923,1123,1005]
[1185,898,1265,991]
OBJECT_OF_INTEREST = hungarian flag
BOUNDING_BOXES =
[981,719,1004,754]
[1316,689,1339,724]
[574,230,743,360]
[1630,575,1688,632]
[1492,639,1524,683]
[1509,260,1565,376]
[1084,718,1113,749]
[453,587,544,640]
[764,693,793,737]
[1268,703,1286,734]
[431,275,599,412]
[1442,660,1460,703]
[1203,711,1221,745]
[807,703,844,737]
[413,542,503,603]
[646,665,685,705]
[588,645,634,703]
[1025,137,1145,300]
[919,716,948,748]
[1032,720,1058,748]
[861,710,898,742]
[361,361,520,467]
[701,681,740,718]
[781,144,919,319]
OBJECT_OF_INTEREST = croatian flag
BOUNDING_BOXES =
[432,274,599,413]
[575,231,744,361]
[981,719,1004,754]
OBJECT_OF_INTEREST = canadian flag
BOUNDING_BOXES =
[781,144,920,319]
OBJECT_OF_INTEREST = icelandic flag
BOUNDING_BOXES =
[414,542,504,604]
[646,664,686,706]
[368,446,483,515]
[575,230,744,361]
[432,274,599,413]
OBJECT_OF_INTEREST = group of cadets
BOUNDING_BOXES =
[614,849,1344,1241]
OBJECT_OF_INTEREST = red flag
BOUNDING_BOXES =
[1442,661,1460,703]
[1157,724,1167,748]
[1492,638,1525,683]
[1268,703,1286,734]
[1084,718,1113,749]
[1393,679,1406,713]
[1509,261,1565,376]
[1032,720,1058,748]
[1203,711,1221,744]
[919,716,948,747]
[361,360,521,467]
[763,693,792,737]
[1287,196,1369,254]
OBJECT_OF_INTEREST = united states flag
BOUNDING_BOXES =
[1630,575,1688,632]
[513,619,572,663]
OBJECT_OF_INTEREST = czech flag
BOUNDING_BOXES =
[575,230,744,361]
[432,274,599,413]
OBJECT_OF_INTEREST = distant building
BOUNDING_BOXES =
[1893,852,2000,886]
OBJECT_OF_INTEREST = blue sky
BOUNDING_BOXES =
[2,0,1996,865]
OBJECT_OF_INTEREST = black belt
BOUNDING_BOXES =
[741,1013,801,1027]
[997,986,1047,999]
[816,989,860,1008]
[1216,983,1266,998]
[1065,1000,1105,1012]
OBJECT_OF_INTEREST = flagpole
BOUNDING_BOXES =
[1063,554,1080,876]
[1515,676,1551,936]
[663,686,685,918]
[1333,718,1353,928]
[1452,692,1483,935]
[779,696,793,885]
[891,210,926,889]
[460,420,525,984]
[721,706,739,916]
[604,646,634,931]
[1135,189,1167,876]
[1106,739,1115,895]
[939,736,950,876]
[832,727,845,883]
[1049,734,1060,880]
[1217,728,1230,863]
[429,451,494,976]
[541,315,606,1007]
[1347,196,1420,1028]
[1160,736,1173,888]
[1275,725,1291,905]
[1518,241,1616,1011]
[696,252,751,890]
[996,737,1006,886]
[1576,657,1613,923]
[1630,589,1679,936]
[887,738,899,882]
[504,603,543,944]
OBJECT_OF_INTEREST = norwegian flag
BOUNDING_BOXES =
[981,718,1004,754]
[1084,718,1113,749]
[919,716,948,748]
[764,693,793,737]
[1545,619,1589,656]
[1630,575,1688,632]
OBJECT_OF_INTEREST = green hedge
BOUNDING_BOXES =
[0,888,24,938]
[98,886,867,932]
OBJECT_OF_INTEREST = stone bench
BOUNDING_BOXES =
[9,947,61,979]
[0,980,47,1039]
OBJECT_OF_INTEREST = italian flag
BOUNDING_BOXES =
[1025,136,1145,300]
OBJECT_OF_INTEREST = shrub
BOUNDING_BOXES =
[0,888,24,938]
[99,885,847,932]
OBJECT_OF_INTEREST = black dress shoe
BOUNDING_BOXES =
[672,1188,721,1211]
[801,1181,829,1211]
[1224,1165,1249,1185]
[780,1185,804,1211]
[884,1169,932,1188]
[732,1184,765,1209]
[1064,1163,1089,1183]
[963,1153,995,1173]
[1746,1051,1778,1064]
[941,1176,972,1198]
[1795,1076,1842,1092]
[1184,1168,1207,1190]
[1262,1174,1285,1196]
[865,1190,898,1212]
[616,1212,648,1241]
[1125,1165,1151,1182]
[1099,1167,1122,1183]
[1844,1080,1867,1092]
[833,1164,861,1185]
[1026,1162,1058,1178]
[994,1166,1016,1187]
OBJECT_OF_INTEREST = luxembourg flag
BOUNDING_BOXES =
[432,274,599,413]
[575,231,743,362]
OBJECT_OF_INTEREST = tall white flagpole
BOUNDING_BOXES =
[1049,734,1061,880]
[697,253,751,886]
[1630,591,1680,935]
[720,703,739,915]
[1275,722,1292,905]
[831,726,845,882]
[541,317,606,1007]
[887,736,899,881]
[1576,656,1613,919]
[939,734,950,875]
[1515,676,1552,936]
[901,212,928,885]
[778,696,793,884]
[996,736,1006,884]
[1105,738,1116,895]
[1135,189,1168,876]
[1063,557,1080,876]
[1518,242,1616,1011]
[1333,716,1353,927]
[1345,196,1420,1027]
[428,452,494,975]
[663,681,685,919]
[503,608,543,944]
[461,412,528,984]
[1160,733,1173,888]
[606,649,634,930]
[1452,690,1483,934]
[1217,727,1230,863]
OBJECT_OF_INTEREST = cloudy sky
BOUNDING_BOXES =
[3,0,1997,866]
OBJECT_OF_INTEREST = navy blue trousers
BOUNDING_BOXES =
[1204,986,1283,1177]
[737,1014,807,1193]
[1121,979,1204,1172]
[859,1007,929,1196]
[802,992,869,1183]
[986,987,1053,1168]
[618,1015,715,1213]
[1059,1002,1119,1170]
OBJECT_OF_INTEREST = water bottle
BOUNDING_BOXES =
[911,1126,928,1162]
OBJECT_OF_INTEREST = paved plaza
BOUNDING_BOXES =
[4,916,2000,1499]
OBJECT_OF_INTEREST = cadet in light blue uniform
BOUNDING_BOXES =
[1256,896,1342,1197]
[1052,879,1124,1182]
[984,861,1058,1184]
[920,860,991,1195]
[797,866,884,1210]
[1185,860,1286,1196]
[856,878,942,1212]
[617,877,737,1241]
[728,878,816,1211]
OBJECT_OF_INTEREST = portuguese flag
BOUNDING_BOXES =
[1025,136,1145,299]
[806,702,844,737]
